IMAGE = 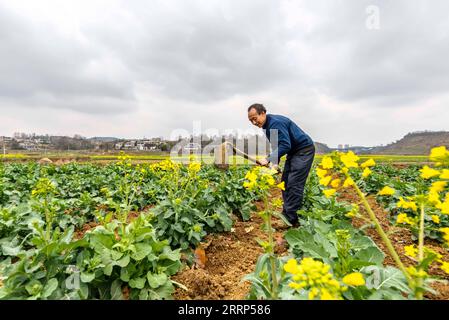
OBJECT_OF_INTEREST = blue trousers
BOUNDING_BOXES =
[281,145,315,224]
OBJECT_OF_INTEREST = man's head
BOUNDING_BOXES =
[248,103,267,128]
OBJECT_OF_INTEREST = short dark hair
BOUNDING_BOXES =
[248,103,266,114]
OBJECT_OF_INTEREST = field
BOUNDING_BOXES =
[1,149,449,300]
[1,151,432,165]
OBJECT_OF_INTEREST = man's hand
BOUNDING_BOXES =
[258,158,269,166]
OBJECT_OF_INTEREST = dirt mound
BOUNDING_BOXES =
[38,157,53,164]
[74,221,100,240]
[54,159,74,165]
[172,195,288,300]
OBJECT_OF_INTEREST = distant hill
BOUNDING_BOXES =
[315,142,332,154]
[371,131,449,155]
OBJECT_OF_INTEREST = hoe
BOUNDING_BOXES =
[214,142,282,174]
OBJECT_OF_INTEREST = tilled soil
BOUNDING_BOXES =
[172,191,288,300]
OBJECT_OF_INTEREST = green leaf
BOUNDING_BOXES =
[362,265,411,294]
[242,273,272,299]
[351,236,377,250]
[147,273,168,289]
[418,251,439,270]
[42,278,58,298]
[173,223,185,233]
[284,229,307,247]
[139,288,150,300]
[1,243,21,256]
[25,279,43,296]
[111,250,124,261]
[151,240,170,253]
[131,243,152,261]
[129,277,146,289]
[120,268,130,282]
[110,279,124,300]
[116,254,130,268]
[104,263,114,276]
[78,282,89,299]
[80,272,96,283]
[353,247,385,266]
[160,260,182,275]
[89,231,114,251]
[149,281,174,300]
[159,247,181,261]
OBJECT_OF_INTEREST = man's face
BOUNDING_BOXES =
[248,108,266,128]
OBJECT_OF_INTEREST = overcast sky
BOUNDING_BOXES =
[1,0,448,147]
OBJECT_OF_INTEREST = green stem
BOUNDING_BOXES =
[264,196,278,299]
[349,173,411,283]
[416,202,425,300]
[418,203,425,262]
[44,198,51,243]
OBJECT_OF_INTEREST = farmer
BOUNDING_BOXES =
[247,103,315,227]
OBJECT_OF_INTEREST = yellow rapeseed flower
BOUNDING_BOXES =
[343,177,355,188]
[420,166,441,179]
[404,245,418,258]
[245,171,258,182]
[440,228,449,244]
[331,179,341,188]
[284,259,300,274]
[259,167,278,176]
[428,191,442,206]
[432,215,441,224]
[345,204,359,218]
[430,181,447,193]
[397,197,418,212]
[430,146,449,162]
[265,175,276,186]
[188,162,201,173]
[396,213,415,226]
[440,262,449,274]
[321,156,334,169]
[243,181,256,190]
[323,189,337,198]
[342,273,365,286]
[289,282,305,290]
[150,159,178,172]
[316,167,328,178]
[378,186,395,196]
[362,168,372,178]
[436,197,449,214]
[277,181,285,191]
[320,289,337,300]
[361,159,376,168]
[406,266,427,278]
[340,151,360,168]
[440,169,449,180]
[286,258,343,300]
[319,176,332,187]
[272,198,283,208]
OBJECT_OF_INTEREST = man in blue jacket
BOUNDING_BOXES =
[247,103,315,227]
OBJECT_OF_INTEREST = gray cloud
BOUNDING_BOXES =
[298,0,449,106]
[0,2,136,114]
[0,0,448,146]
[82,0,300,103]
